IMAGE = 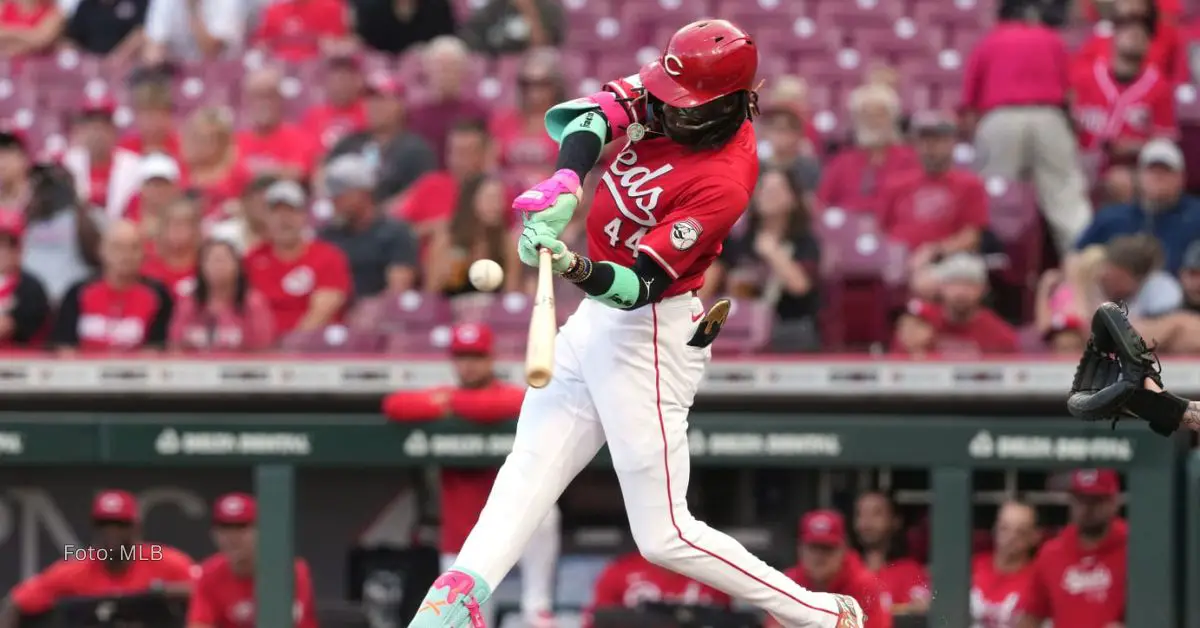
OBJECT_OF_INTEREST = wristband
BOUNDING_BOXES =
[561,254,593,283]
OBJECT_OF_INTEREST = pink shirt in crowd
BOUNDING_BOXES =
[169,291,276,351]
[962,22,1071,113]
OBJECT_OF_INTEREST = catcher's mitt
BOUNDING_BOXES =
[1067,302,1187,436]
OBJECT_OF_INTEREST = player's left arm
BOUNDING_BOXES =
[554,180,749,310]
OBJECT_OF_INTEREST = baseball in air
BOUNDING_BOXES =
[468,259,505,292]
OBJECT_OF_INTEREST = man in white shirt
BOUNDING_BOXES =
[142,0,246,64]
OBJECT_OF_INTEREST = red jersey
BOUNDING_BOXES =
[395,171,458,225]
[88,159,113,209]
[11,544,197,614]
[1074,22,1183,84]
[872,558,930,610]
[141,254,196,301]
[51,278,173,351]
[587,78,757,296]
[490,109,559,189]
[584,552,730,628]
[879,169,990,249]
[382,381,527,553]
[191,157,254,218]
[252,0,349,62]
[245,241,352,334]
[1071,59,1176,152]
[237,124,319,178]
[782,554,892,628]
[971,554,1035,628]
[0,0,53,30]
[1018,520,1127,628]
[303,101,367,150]
[938,309,1019,355]
[816,145,920,215]
[187,554,317,628]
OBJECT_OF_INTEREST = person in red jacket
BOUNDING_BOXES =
[770,510,891,628]
[971,501,1039,628]
[852,491,930,615]
[382,323,559,628]
[1016,469,1128,628]
[187,493,318,628]
[582,550,731,628]
[0,489,197,628]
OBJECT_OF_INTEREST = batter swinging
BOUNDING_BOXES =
[408,20,865,628]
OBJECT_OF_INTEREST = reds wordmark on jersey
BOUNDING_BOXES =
[584,75,759,297]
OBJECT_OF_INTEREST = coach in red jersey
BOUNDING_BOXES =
[1072,4,1177,203]
[769,510,891,628]
[0,489,197,628]
[971,501,1039,628]
[383,322,560,626]
[52,219,173,353]
[245,180,351,335]
[1017,469,1128,628]
[583,550,731,628]
[852,492,929,615]
[187,493,317,628]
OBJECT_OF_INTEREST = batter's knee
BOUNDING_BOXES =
[630,518,697,569]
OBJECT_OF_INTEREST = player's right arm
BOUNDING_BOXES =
[1015,547,1052,627]
[184,570,217,628]
[1,560,79,624]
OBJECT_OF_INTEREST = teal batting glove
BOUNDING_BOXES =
[512,169,582,238]
[517,224,574,273]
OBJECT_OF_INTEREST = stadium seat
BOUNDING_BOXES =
[375,292,454,332]
[985,178,1042,318]
[279,327,387,353]
[710,299,774,355]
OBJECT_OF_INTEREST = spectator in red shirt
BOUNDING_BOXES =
[302,54,367,152]
[406,35,488,166]
[770,510,891,628]
[187,493,318,628]
[0,210,48,347]
[210,174,275,253]
[245,180,351,334]
[252,0,353,62]
[583,551,731,628]
[890,298,941,357]
[0,125,28,208]
[52,220,174,354]
[817,82,918,215]
[0,489,197,628]
[62,93,143,220]
[119,77,182,160]
[236,67,319,181]
[929,254,1018,354]
[972,501,1039,628]
[1017,470,1128,628]
[1073,5,1177,204]
[488,48,563,190]
[170,239,275,352]
[1077,0,1183,83]
[963,4,1091,254]
[126,152,184,225]
[142,197,201,301]
[183,107,253,219]
[0,0,67,58]
[396,119,493,242]
[382,323,559,627]
[881,111,989,282]
[852,491,929,615]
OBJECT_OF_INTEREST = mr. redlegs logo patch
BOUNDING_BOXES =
[670,218,703,250]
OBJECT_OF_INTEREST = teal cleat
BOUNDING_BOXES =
[407,568,493,628]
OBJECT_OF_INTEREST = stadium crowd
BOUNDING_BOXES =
[0,0,1196,356]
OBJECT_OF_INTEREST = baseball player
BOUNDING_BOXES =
[408,19,865,628]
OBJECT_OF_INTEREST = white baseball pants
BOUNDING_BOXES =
[452,295,843,627]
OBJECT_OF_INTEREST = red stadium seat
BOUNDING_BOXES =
[710,299,774,356]
[374,292,454,332]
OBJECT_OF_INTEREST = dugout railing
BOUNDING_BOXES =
[0,412,1182,627]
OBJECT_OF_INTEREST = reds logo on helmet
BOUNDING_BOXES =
[638,19,759,108]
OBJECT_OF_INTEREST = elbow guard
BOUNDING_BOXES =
[545,75,646,144]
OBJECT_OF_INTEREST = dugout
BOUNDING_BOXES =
[0,412,1181,627]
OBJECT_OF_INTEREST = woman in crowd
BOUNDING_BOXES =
[169,239,275,352]
[708,167,822,351]
[426,175,521,296]
[487,48,565,190]
[181,107,252,221]
[142,198,202,301]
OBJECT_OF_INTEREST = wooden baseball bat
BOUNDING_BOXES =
[525,248,556,388]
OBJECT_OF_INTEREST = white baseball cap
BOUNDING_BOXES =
[139,152,180,183]
[265,180,308,208]
[1138,138,1184,171]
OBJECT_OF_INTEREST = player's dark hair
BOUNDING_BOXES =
[656,90,755,151]
[747,166,811,243]
[193,238,249,314]
[450,118,491,143]
[851,490,911,563]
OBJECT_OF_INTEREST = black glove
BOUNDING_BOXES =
[1067,302,1187,436]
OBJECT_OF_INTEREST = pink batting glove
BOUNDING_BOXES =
[512,169,582,213]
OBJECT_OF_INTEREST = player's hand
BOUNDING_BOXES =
[518,224,575,272]
[513,169,582,238]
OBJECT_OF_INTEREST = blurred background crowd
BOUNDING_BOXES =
[3,0,1200,356]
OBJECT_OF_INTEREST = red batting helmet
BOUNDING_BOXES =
[638,19,759,109]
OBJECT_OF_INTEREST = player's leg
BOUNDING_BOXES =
[518,503,561,625]
[583,296,854,628]
[409,324,606,628]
